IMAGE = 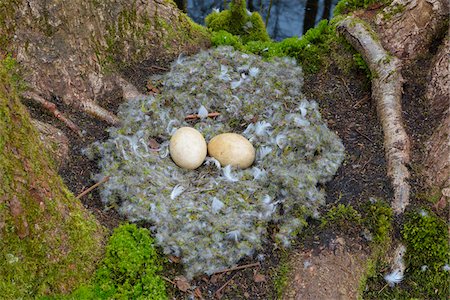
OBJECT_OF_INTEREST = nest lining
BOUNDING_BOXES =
[87,46,345,278]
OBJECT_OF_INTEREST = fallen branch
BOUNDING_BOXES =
[212,262,260,275]
[185,112,220,120]
[76,176,110,199]
[337,17,410,214]
[22,91,82,137]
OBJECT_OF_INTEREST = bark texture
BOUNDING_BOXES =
[375,0,449,60]
[425,36,450,119]
[423,36,449,192]
[0,67,104,297]
[337,17,410,214]
[2,0,210,125]
[423,114,450,191]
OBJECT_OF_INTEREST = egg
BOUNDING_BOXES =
[208,133,255,169]
[170,127,207,169]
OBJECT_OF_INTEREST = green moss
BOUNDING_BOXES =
[364,208,449,299]
[0,57,105,298]
[381,2,405,21]
[205,0,270,44]
[353,53,371,79]
[334,0,391,16]
[272,252,291,299]
[321,203,362,229]
[45,224,167,300]
[0,0,21,51]
[401,209,449,298]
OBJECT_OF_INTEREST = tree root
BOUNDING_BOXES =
[337,16,410,214]
[79,98,120,125]
[22,91,82,137]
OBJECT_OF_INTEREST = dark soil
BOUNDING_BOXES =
[25,39,439,299]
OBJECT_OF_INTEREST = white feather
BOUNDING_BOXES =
[275,134,287,149]
[443,264,450,271]
[212,7,220,13]
[254,121,272,136]
[204,157,221,169]
[384,269,404,287]
[249,67,260,77]
[198,105,208,119]
[170,184,185,200]
[252,167,267,180]
[226,230,241,242]
[231,79,243,90]
[258,146,272,159]
[222,165,239,182]
[299,101,308,117]
[219,65,231,82]
[211,197,225,213]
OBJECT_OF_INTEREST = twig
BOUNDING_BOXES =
[354,127,374,143]
[150,65,169,71]
[22,91,82,137]
[76,176,110,199]
[214,273,237,299]
[378,283,389,294]
[212,262,260,275]
[352,95,370,108]
[185,112,220,120]
[339,76,355,103]
[161,276,176,285]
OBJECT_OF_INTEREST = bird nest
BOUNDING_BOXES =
[87,46,345,278]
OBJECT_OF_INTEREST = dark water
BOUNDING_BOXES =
[184,0,339,40]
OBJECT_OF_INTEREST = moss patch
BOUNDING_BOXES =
[46,224,167,300]
[0,57,105,298]
[205,0,270,44]
[364,208,449,299]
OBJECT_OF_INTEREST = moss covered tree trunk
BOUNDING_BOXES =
[0,65,104,297]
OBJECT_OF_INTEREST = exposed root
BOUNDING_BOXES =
[117,77,147,101]
[337,16,410,214]
[80,98,120,125]
[22,91,82,137]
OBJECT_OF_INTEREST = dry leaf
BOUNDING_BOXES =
[194,287,204,299]
[174,275,190,292]
[168,255,181,263]
[148,138,160,151]
[253,273,266,283]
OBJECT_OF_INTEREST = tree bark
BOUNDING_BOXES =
[0,67,104,297]
[375,0,449,60]
[3,0,210,127]
[423,36,449,192]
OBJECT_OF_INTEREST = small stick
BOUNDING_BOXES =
[76,176,110,199]
[185,112,220,120]
[378,283,389,294]
[150,65,169,71]
[339,76,355,102]
[22,91,82,137]
[354,127,374,143]
[212,262,260,275]
[161,276,176,286]
[214,273,237,299]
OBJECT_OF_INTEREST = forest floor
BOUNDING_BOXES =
[25,39,440,299]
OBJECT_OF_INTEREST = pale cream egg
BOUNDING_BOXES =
[170,127,207,169]
[208,133,255,169]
